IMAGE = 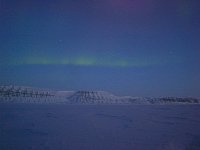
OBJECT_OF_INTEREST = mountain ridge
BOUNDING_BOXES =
[0,85,199,104]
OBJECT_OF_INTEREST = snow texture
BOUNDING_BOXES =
[0,104,200,150]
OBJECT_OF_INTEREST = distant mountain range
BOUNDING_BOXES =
[0,85,199,104]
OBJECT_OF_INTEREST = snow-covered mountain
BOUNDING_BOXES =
[0,85,65,103]
[0,85,199,104]
[68,91,122,104]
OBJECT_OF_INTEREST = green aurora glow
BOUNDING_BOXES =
[7,54,179,67]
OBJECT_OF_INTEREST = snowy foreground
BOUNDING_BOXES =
[0,104,200,150]
[0,86,200,104]
[1,86,200,150]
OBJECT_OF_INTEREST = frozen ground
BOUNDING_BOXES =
[0,104,200,150]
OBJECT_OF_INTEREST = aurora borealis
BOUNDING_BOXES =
[0,0,200,96]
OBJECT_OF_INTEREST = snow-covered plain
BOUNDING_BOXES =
[1,86,200,150]
[0,104,200,150]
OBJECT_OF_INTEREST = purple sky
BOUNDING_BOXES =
[0,0,200,97]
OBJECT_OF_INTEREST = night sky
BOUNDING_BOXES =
[0,0,200,97]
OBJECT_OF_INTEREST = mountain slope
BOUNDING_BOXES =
[0,85,200,104]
